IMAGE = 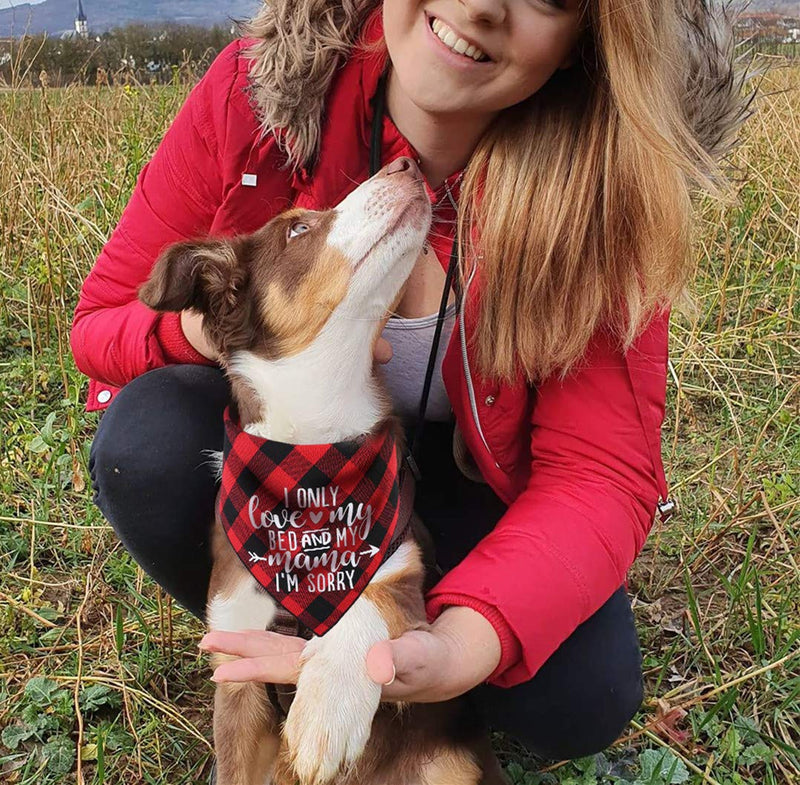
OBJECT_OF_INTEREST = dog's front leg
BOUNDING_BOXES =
[213,673,279,785]
[283,541,425,785]
[208,574,281,785]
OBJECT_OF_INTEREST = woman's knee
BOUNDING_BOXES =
[523,666,643,760]
[474,588,643,760]
[90,364,229,510]
[481,659,643,761]
[88,365,229,618]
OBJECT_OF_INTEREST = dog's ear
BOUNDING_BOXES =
[139,239,246,315]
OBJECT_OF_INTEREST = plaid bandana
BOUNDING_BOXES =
[218,407,401,636]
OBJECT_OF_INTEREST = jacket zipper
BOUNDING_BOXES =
[442,179,498,468]
[458,260,498,467]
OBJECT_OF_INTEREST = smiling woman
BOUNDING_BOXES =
[71,0,753,776]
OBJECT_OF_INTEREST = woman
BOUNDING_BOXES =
[72,0,748,762]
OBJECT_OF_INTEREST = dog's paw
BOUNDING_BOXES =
[283,657,380,784]
[283,600,387,784]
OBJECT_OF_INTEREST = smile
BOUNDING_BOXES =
[428,15,491,62]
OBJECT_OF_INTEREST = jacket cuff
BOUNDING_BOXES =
[425,592,523,685]
[155,311,216,366]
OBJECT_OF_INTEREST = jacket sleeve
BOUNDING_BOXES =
[69,44,241,388]
[426,313,669,687]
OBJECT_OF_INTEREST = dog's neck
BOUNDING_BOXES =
[227,314,387,445]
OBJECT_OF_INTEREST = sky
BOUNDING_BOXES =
[0,1,48,8]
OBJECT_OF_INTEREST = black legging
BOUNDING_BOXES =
[89,364,643,761]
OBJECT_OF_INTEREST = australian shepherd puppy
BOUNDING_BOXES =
[139,157,504,785]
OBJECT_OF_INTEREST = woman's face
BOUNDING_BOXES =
[383,0,585,116]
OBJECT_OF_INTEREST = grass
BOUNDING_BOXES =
[0,60,798,785]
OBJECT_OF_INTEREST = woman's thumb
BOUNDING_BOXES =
[365,631,442,699]
[366,639,396,685]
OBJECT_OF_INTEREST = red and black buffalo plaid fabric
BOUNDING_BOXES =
[218,407,401,636]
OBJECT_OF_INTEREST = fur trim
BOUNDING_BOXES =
[241,0,756,173]
[241,0,380,171]
[680,0,759,173]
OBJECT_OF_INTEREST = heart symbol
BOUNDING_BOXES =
[309,511,323,524]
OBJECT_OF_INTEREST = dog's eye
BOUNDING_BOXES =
[287,222,311,240]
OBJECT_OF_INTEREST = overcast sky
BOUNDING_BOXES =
[0,1,48,9]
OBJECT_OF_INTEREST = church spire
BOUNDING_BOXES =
[75,0,88,38]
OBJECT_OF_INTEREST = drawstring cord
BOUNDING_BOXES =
[369,69,460,482]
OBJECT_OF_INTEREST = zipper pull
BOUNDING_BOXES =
[657,497,677,522]
[404,453,422,482]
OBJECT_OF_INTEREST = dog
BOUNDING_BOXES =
[139,157,505,785]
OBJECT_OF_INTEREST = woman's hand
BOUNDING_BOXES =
[365,606,502,702]
[180,309,219,361]
[199,606,501,703]
[373,336,392,364]
[374,313,393,364]
[180,309,393,365]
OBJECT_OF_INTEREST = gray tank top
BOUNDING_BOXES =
[379,304,457,423]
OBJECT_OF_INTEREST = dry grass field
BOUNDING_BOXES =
[0,59,797,784]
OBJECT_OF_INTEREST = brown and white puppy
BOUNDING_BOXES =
[140,158,504,785]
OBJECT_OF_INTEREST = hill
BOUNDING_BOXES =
[0,0,260,38]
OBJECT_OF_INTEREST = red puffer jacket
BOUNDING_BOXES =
[71,31,671,687]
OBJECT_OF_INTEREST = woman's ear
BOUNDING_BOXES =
[139,239,242,314]
[557,19,590,72]
[557,42,580,71]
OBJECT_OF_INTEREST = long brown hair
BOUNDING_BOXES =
[243,0,753,382]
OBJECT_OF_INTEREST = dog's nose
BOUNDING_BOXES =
[382,156,420,178]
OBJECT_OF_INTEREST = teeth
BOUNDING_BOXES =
[431,17,487,62]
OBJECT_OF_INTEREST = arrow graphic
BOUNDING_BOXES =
[359,544,380,558]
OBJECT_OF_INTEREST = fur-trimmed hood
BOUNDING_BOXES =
[680,0,758,167]
[241,0,756,176]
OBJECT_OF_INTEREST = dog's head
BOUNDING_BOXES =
[139,157,432,361]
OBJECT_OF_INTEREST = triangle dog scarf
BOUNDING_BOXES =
[218,407,401,636]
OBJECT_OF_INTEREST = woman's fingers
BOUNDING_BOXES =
[200,629,306,684]
[200,629,304,658]
[211,653,301,684]
[373,335,393,364]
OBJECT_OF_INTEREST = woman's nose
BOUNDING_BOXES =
[460,0,507,26]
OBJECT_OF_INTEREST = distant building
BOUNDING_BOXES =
[75,0,88,38]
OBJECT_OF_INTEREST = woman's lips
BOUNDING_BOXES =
[424,12,495,68]
[429,15,490,61]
